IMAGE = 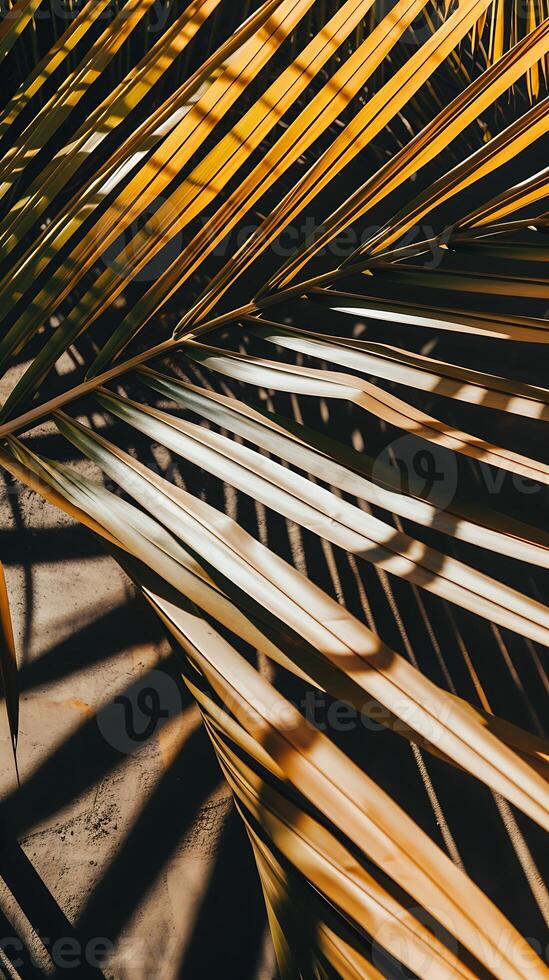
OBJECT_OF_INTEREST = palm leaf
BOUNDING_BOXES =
[1,0,548,975]
[0,560,18,778]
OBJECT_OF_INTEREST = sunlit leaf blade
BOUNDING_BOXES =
[0,0,42,61]
[138,364,549,568]
[5,425,548,779]
[0,0,317,414]
[182,340,549,486]
[248,317,549,419]
[0,0,113,143]
[176,0,503,328]
[15,413,542,833]
[0,561,19,779]
[457,165,549,229]
[0,0,160,198]
[267,24,549,288]
[0,0,275,260]
[87,0,430,374]
[87,386,549,646]
[354,95,549,259]
[140,580,548,980]
[316,286,549,343]
[137,626,474,978]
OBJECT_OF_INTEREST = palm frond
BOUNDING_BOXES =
[1,0,548,975]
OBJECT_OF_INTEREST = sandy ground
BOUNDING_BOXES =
[0,440,275,979]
